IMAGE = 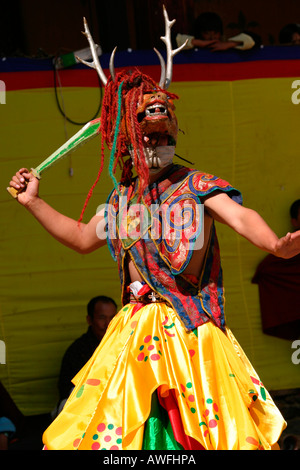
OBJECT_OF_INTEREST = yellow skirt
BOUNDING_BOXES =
[43,302,286,450]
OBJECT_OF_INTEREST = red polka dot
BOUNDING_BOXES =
[144,335,152,343]
[204,430,209,437]
[246,436,259,446]
[110,445,119,450]
[104,435,111,442]
[91,442,100,450]
[97,423,106,432]
[148,345,155,351]
[86,379,100,386]
[73,438,81,448]
[250,376,260,385]
[208,419,217,428]
[188,394,195,402]
[204,409,210,417]
[180,384,186,392]
[137,352,145,361]
[189,349,195,357]
[131,321,137,329]
[213,403,219,412]
[150,354,160,361]
[115,427,122,436]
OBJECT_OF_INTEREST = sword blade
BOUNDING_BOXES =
[33,118,101,178]
[7,118,101,198]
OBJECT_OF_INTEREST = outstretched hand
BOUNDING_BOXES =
[273,231,300,259]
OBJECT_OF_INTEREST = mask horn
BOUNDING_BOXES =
[76,17,109,86]
[159,5,188,89]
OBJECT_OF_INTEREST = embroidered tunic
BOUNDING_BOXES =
[105,164,242,331]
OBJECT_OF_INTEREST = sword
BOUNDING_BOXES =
[7,118,101,198]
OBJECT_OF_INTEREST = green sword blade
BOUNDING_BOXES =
[32,118,101,178]
[7,118,101,198]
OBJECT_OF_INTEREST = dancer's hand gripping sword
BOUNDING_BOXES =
[7,117,101,198]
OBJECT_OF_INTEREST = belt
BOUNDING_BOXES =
[128,281,165,304]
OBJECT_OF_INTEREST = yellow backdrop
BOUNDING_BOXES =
[0,74,299,415]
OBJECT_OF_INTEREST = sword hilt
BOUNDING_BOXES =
[6,186,21,199]
[6,169,40,199]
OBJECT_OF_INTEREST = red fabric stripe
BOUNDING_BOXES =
[172,59,300,82]
[3,59,300,91]
[3,69,100,91]
[157,387,205,450]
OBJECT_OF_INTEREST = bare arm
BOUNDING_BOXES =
[9,168,107,254]
[204,192,300,259]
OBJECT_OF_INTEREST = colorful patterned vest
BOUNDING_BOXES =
[105,165,242,332]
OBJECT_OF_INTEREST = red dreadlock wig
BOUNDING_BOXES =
[78,68,178,223]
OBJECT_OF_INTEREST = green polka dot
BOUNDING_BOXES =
[199,421,207,427]
[108,424,114,430]
[139,345,144,351]
[190,407,196,413]
[76,385,84,398]
[116,438,122,444]
[153,336,159,341]
[206,398,213,404]
[186,382,192,389]
[123,307,129,311]
[92,434,98,440]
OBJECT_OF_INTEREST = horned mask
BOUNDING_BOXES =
[77,6,187,217]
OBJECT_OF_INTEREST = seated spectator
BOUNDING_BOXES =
[279,24,300,45]
[252,200,300,340]
[290,199,300,230]
[0,381,51,450]
[176,11,261,52]
[0,381,24,449]
[57,296,117,404]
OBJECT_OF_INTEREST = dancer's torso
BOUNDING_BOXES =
[127,209,213,284]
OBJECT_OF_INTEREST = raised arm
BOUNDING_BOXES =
[9,168,107,254]
[204,192,300,259]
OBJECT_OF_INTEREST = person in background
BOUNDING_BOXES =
[252,199,300,340]
[279,24,300,45]
[57,296,117,403]
[290,199,300,230]
[0,381,51,450]
[176,11,261,52]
